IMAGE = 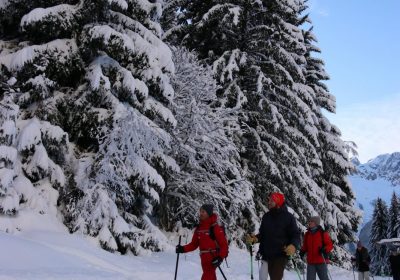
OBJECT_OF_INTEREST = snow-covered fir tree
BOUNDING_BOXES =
[0,0,178,253]
[163,0,360,262]
[0,0,362,261]
[0,70,68,231]
[160,47,256,243]
[387,192,400,239]
[369,198,390,276]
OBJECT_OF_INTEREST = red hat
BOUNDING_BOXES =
[270,192,285,208]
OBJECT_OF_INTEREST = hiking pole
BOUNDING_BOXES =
[174,236,181,280]
[249,244,254,280]
[290,257,302,280]
[218,265,228,280]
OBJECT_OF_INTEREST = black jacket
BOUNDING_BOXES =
[390,254,400,274]
[257,205,301,261]
[355,247,370,272]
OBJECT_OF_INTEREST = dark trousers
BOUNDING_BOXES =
[307,264,329,280]
[268,257,287,280]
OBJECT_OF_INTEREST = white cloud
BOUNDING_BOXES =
[328,94,400,163]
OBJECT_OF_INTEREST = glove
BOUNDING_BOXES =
[256,252,262,261]
[319,247,328,258]
[176,245,184,254]
[212,256,223,267]
[284,244,296,257]
[299,250,306,259]
[245,234,258,245]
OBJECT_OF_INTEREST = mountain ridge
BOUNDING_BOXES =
[352,152,400,186]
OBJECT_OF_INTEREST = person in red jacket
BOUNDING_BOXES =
[176,204,228,280]
[300,216,333,280]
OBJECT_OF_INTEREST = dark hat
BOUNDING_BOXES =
[200,204,214,217]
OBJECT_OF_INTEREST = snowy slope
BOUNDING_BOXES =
[0,230,383,280]
[349,175,399,223]
[349,152,400,247]
[350,152,400,224]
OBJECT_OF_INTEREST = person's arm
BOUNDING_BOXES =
[183,230,199,253]
[255,215,265,242]
[288,215,301,249]
[214,225,229,258]
[301,232,308,253]
[323,231,334,253]
[283,214,301,257]
[257,216,265,252]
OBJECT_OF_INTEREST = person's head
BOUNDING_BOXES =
[308,216,321,229]
[268,193,285,210]
[200,204,214,221]
[357,241,363,250]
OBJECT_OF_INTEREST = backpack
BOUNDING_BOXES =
[319,227,331,259]
[209,222,227,241]
[210,222,230,265]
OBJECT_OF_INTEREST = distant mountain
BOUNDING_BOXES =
[359,220,372,250]
[349,152,400,245]
[353,152,400,186]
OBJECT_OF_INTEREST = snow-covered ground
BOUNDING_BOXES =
[349,175,400,223]
[0,229,388,280]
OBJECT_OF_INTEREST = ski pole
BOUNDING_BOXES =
[174,236,181,280]
[352,265,356,280]
[249,244,254,280]
[290,257,302,280]
[218,265,228,280]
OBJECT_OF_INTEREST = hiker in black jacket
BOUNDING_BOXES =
[352,241,371,280]
[389,248,400,280]
[246,192,301,280]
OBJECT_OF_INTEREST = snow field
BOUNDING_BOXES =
[0,230,387,280]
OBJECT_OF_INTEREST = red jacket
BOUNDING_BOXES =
[184,214,228,258]
[301,227,333,264]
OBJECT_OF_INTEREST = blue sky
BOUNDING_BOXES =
[308,0,400,162]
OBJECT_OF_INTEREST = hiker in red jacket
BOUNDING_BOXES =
[176,204,228,280]
[300,216,333,280]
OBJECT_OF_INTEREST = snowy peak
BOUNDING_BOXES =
[356,152,400,186]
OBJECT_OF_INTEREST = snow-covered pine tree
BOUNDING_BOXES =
[160,47,256,243]
[0,68,68,231]
[369,198,390,276]
[0,0,178,253]
[387,192,400,239]
[163,0,360,259]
